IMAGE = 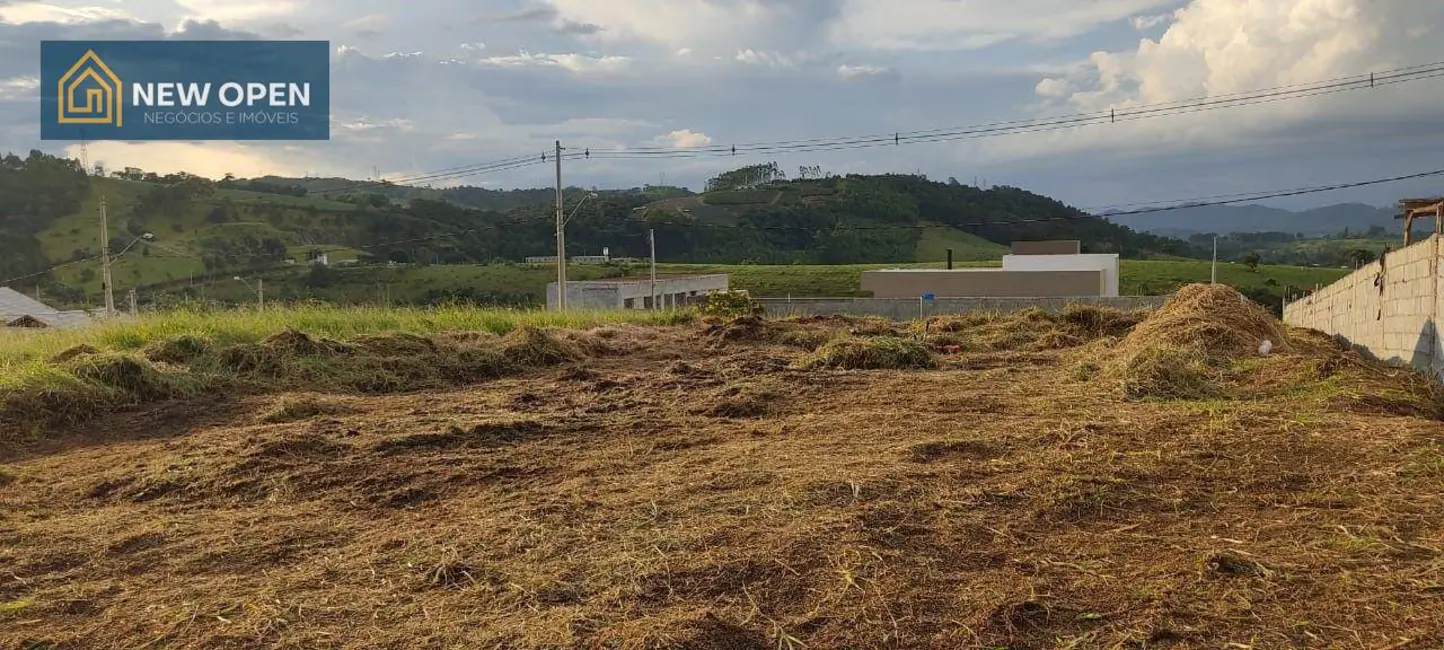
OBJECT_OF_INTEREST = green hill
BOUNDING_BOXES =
[4,152,1233,309]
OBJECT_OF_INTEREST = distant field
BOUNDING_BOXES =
[115,258,1354,311]
[1122,259,1350,298]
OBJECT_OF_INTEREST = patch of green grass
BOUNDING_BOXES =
[0,599,34,616]
[1122,259,1349,297]
[0,304,685,391]
[0,306,691,445]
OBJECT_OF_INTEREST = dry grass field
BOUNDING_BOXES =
[2,285,1443,649]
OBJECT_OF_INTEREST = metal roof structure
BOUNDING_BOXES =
[0,287,94,329]
[0,287,61,317]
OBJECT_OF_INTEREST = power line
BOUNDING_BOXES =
[233,59,1444,197]
[301,154,552,196]
[581,61,1444,159]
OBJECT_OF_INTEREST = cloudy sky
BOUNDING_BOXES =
[3,0,1444,210]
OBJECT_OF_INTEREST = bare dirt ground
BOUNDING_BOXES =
[3,304,1444,649]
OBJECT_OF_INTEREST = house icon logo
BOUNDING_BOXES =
[57,49,122,127]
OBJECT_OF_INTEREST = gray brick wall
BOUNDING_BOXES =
[1284,235,1442,378]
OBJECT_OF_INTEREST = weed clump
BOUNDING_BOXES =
[1113,346,1221,400]
[262,329,354,357]
[500,327,584,367]
[1061,304,1147,338]
[351,333,437,357]
[68,353,188,402]
[705,315,772,344]
[797,336,936,370]
[143,335,210,364]
[258,396,354,424]
[49,344,99,364]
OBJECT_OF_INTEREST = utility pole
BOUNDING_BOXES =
[554,140,566,311]
[649,228,657,310]
[127,288,137,316]
[258,277,265,312]
[100,195,115,318]
[1211,235,1218,284]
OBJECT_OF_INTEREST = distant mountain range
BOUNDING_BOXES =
[1103,202,1399,238]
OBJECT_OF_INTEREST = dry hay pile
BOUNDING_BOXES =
[923,304,1147,353]
[796,335,937,370]
[703,315,835,351]
[1103,283,1288,400]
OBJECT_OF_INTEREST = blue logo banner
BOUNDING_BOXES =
[40,40,331,141]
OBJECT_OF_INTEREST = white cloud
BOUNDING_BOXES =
[653,129,714,148]
[477,50,631,74]
[541,0,1173,52]
[459,42,486,51]
[171,0,297,23]
[337,117,415,133]
[383,51,424,59]
[540,0,823,50]
[1130,13,1169,31]
[0,76,38,101]
[343,13,388,32]
[65,142,315,180]
[828,0,1175,50]
[675,48,693,57]
[837,64,895,81]
[983,0,1444,164]
[735,49,794,68]
[1033,77,1070,98]
[0,3,133,24]
[1043,0,1428,110]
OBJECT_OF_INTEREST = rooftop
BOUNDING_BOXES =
[558,274,728,285]
[0,287,62,317]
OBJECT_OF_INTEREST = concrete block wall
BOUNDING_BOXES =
[1284,235,1444,378]
[755,295,1170,320]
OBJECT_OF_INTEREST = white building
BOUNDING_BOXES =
[1001,253,1121,297]
[547,274,729,310]
[527,248,613,265]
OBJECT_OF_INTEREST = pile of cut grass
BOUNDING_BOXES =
[922,303,1148,353]
[796,335,937,370]
[258,395,355,424]
[0,306,689,451]
[703,315,838,351]
[1102,284,1288,400]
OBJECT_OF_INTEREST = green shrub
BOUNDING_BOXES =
[700,290,757,319]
